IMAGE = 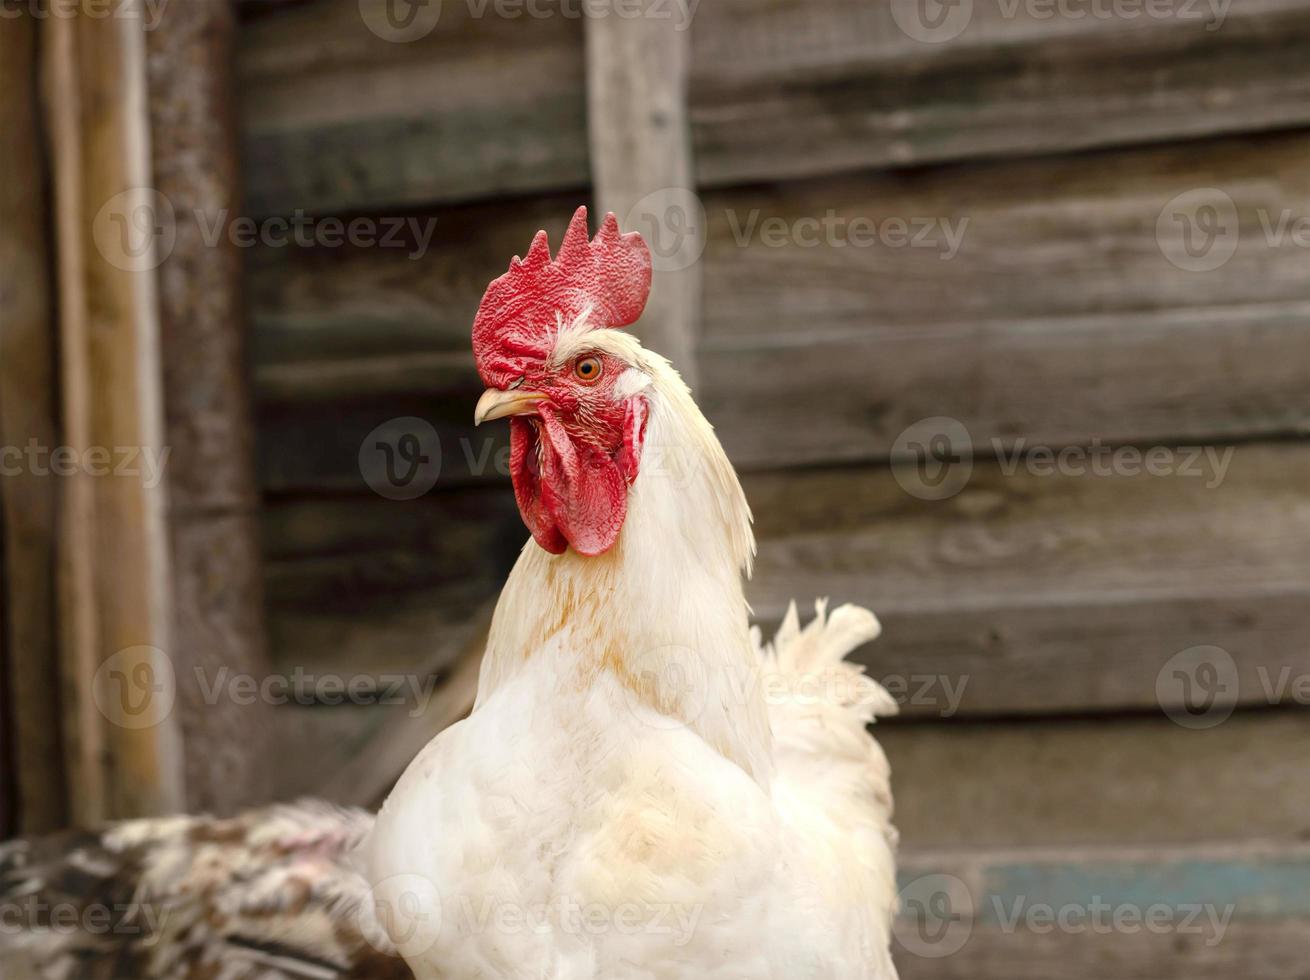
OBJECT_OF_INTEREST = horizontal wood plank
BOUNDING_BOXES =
[238,0,1310,215]
[268,603,492,806]
[249,133,1310,489]
[692,0,1310,189]
[698,132,1310,467]
[883,712,1310,850]
[239,0,588,215]
[260,440,1310,719]
[262,488,520,675]
[895,840,1310,979]
[748,440,1310,717]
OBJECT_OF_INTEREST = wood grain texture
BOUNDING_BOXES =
[586,2,701,381]
[263,603,493,808]
[746,440,1310,717]
[0,589,8,838]
[147,0,277,816]
[0,10,68,833]
[895,841,1310,979]
[44,3,186,823]
[691,0,1310,187]
[883,712,1310,850]
[248,196,575,493]
[696,132,1310,467]
[262,488,520,677]
[239,0,588,216]
[238,0,1310,214]
[258,440,1310,720]
[900,921,1310,980]
[315,605,490,808]
[247,133,1310,488]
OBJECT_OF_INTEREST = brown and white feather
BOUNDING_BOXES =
[0,801,412,980]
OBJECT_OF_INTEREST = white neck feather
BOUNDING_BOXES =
[474,345,773,785]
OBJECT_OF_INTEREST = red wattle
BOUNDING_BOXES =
[509,402,645,558]
[509,417,567,555]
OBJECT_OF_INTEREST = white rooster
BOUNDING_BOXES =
[363,207,900,979]
[0,208,898,980]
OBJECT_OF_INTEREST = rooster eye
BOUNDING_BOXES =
[573,356,603,385]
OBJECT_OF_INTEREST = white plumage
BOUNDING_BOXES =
[0,330,898,980]
[364,331,899,979]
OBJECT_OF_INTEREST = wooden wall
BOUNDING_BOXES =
[0,0,273,827]
[236,1,1310,975]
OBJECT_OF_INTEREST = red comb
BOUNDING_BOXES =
[472,206,652,388]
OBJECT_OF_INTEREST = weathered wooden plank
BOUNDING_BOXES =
[248,192,574,401]
[0,599,10,838]
[0,9,68,834]
[148,0,276,817]
[586,3,700,381]
[262,489,519,676]
[315,606,490,808]
[257,391,511,493]
[747,440,1310,718]
[238,0,1310,214]
[260,598,491,806]
[248,133,1310,487]
[44,2,186,822]
[259,440,1310,719]
[691,0,1310,187]
[696,133,1310,467]
[901,920,1309,980]
[895,841,1310,979]
[883,712,1310,851]
[239,0,588,216]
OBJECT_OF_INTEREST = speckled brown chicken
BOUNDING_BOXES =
[0,801,413,979]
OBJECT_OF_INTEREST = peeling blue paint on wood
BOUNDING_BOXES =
[898,852,1310,922]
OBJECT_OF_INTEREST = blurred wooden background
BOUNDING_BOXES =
[2,0,1310,976]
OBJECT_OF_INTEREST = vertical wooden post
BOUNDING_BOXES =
[0,605,9,839]
[44,0,186,823]
[147,0,275,814]
[0,8,68,833]
[585,2,702,387]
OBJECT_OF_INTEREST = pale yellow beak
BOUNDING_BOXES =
[474,388,547,426]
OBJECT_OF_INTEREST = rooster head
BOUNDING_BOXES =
[471,206,654,558]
